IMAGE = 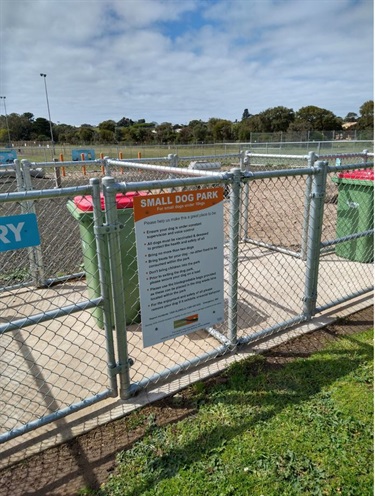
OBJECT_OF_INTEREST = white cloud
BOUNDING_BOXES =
[0,0,373,126]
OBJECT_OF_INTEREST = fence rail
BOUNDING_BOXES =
[0,149,373,458]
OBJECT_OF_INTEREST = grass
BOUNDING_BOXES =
[87,327,373,496]
[16,144,243,163]
[16,140,373,164]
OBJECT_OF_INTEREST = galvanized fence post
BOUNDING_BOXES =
[301,151,317,260]
[167,153,178,191]
[363,149,368,166]
[91,177,118,395]
[102,176,132,399]
[20,159,45,287]
[228,168,242,345]
[13,159,23,190]
[167,153,178,168]
[241,151,250,241]
[103,156,111,176]
[303,160,328,318]
[239,151,249,241]
[53,158,62,188]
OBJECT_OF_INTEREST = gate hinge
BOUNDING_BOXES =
[109,364,122,376]
[109,358,134,377]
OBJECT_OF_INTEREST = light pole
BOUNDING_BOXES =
[0,96,11,145]
[40,73,55,156]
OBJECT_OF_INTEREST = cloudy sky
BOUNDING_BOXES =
[0,0,373,127]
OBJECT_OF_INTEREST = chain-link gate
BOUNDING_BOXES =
[0,178,118,445]
[0,151,373,453]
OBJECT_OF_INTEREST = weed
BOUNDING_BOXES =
[0,268,30,284]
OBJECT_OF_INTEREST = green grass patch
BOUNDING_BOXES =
[91,329,374,496]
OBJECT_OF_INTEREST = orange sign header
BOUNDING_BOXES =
[133,187,224,221]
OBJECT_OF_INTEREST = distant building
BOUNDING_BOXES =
[342,121,357,130]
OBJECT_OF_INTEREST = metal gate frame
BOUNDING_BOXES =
[100,157,373,400]
[0,153,373,444]
[0,181,117,444]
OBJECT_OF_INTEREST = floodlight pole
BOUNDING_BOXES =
[40,73,55,156]
[0,96,11,145]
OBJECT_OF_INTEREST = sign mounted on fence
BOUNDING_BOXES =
[72,148,95,161]
[134,187,224,348]
[0,213,41,252]
[0,149,17,164]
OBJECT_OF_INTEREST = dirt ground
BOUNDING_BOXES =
[0,170,339,284]
[0,306,373,496]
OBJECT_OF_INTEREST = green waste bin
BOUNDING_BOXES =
[332,169,374,263]
[67,191,146,327]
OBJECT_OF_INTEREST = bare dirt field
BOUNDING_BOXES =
[0,169,339,284]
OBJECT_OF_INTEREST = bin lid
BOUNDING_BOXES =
[338,169,374,181]
[73,191,147,211]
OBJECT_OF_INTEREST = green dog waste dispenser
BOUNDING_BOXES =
[67,192,145,327]
[332,169,374,263]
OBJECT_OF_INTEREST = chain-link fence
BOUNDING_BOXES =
[7,139,373,163]
[0,151,373,463]
[0,169,121,428]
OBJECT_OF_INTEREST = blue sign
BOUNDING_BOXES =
[0,149,17,164]
[72,149,95,161]
[0,214,41,252]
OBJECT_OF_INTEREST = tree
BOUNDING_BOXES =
[79,126,96,143]
[188,120,208,143]
[114,127,125,142]
[247,114,267,133]
[154,122,176,144]
[1,102,365,145]
[242,108,251,120]
[344,112,358,122]
[2,113,33,141]
[259,106,295,132]
[99,129,114,143]
[116,117,134,127]
[293,106,342,130]
[357,100,374,129]
[0,128,9,142]
[211,119,234,141]
[175,125,192,143]
[287,120,311,140]
[32,117,51,140]
[236,118,251,141]
[98,120,116,132]
[53,124,79,144]
[23,112,34,120]
[133,125,153,143]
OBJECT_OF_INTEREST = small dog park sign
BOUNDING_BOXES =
[133,187,224,348]
[0,213,40,252]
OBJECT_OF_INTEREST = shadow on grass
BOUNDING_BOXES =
[2,319,372,496]
[120,332,373,496]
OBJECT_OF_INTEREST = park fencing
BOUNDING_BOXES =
[6,138,374,163]
[0,149,373,457]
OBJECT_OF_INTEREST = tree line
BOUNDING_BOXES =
[0,101,373,146]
